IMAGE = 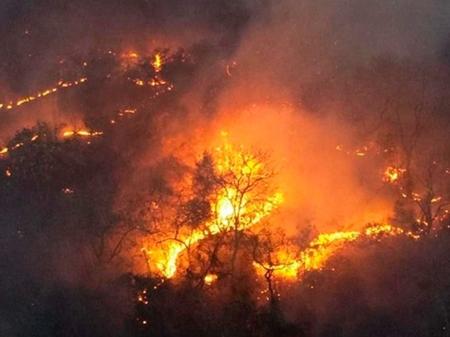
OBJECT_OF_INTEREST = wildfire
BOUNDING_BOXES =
[142,141,283,279]
[141,140,415,282]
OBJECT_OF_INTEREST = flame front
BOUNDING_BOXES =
[254,224,420,280]
[0,77,87,112]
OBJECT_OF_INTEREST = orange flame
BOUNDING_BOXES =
[62,128,103,138]
[0,77,87,112]
[383,166,406,183]
[142,141,283,278]
[204,273,218,286]
[254,224,420,280]
[152,53,163,73]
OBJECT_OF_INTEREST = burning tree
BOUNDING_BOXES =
[139,137,424,289]
[142,140,283,282]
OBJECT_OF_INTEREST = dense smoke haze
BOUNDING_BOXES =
[0,1,449,337]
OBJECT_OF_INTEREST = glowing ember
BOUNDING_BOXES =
[62,129,104,138]
[152,53,163,73]
[133,79,145,86]
[123,51,139,59]
[431,196,442,203]
[383,166,406,183]
[62,187,74,194]
[204,273,218,285]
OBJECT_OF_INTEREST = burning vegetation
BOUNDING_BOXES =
[141,140,284,279]
[1,1,450,337]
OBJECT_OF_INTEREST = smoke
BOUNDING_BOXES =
[200,0,450,231]
[150,0,450,234]
[226,0,450,94]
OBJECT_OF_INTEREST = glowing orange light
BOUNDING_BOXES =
[383,166,406,183]
[143,140,283,279]
[204,273,218,285]
[0,77,87,111]
[152,53,163,73]
[62,129,103,138]
[254,223,420,280]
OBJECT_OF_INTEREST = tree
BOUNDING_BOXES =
[141,142,283,281]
